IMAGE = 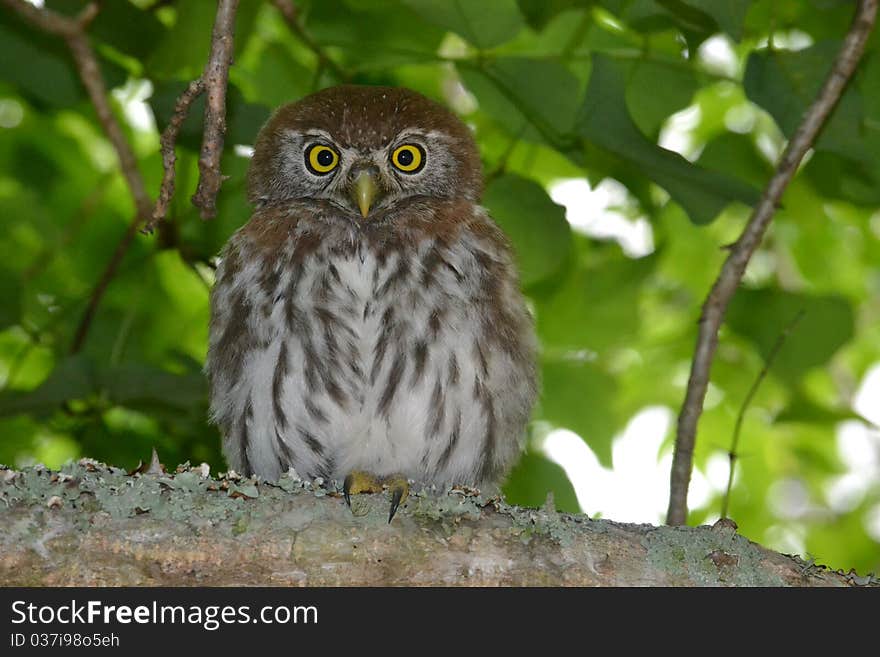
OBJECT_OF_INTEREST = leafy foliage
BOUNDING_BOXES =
[0,0,878,574]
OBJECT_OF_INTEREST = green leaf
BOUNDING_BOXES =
[475,57,584,136]
[539,358,619,466]
[804,151,880,206]
[680,0,751,40]
[46,0,166,61]
[743,0,855,50]
[534,249,656,353]
[12,141,62,192]
[619,0,715,50]
[0,23,79,109]
[726,289,855,384]
[697,132,773,188]
[235,43,312,108]
[503,450,580,512]
[0,354,207,417]
[483,174,572,287]
[101,364,207,411]
[745,42,877,163]
[307,0,446,70]
[745,44,831,138]
[0,16,124,109]
[776,393,861,425]
[146,1,261,79]
[0,355,95,417]
[576,54,760,224]
[0,268,22,331]
[626,59,700,137]
[515,0,590,30]
[404,0,525,49]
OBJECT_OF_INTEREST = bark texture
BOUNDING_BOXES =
[0,461,867,587]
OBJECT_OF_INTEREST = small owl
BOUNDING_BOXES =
[206,85,537,519]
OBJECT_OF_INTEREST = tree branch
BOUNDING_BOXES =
[666,0,878,526]
[190,0,239,220]
[272,0,351,81]
[69,220,140,354]
[1,0,157,354]
[145,78,206,233]
[2,0,152,221]
[1,461,869,586]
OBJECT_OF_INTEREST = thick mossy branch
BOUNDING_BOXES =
[0,461,869,587]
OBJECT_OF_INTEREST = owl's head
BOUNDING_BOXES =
[246,85,482,220]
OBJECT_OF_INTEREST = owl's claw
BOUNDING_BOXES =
[342,471,409,523]
[386,476,409,523]
[343,470,383,507]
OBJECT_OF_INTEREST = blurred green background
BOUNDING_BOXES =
[1,0,878,574]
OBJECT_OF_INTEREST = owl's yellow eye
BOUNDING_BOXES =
[306,144,339,175]
[391,144,424,173]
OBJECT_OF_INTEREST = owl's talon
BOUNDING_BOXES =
[387,477,409,523]
[342,470,383,510]
[342,474,353,507]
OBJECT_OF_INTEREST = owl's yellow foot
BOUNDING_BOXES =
[343,471,409,523]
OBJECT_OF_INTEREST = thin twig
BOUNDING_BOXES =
[720,310,806,519]
[272,0,351,81]
[484,127,525,185]
[191,0,239,220]
[666,0,877,526]
[70,218,140,354]
[146,78,206,233]
[1,0,93,36]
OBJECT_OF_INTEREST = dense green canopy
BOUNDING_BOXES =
[0,0,878,574]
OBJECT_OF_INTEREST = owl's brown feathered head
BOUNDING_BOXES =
[246,85,482,219]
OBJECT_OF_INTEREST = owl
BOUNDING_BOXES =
[206,85,537,520]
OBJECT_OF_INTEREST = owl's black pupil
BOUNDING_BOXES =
[316,149,334,166]
[397,149,414,166]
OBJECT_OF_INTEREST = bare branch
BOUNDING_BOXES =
[145,78,206,233]
[272,0,351,81]
[191,0,239,220]
[70,218,141,354]
[666,0,878,526]
[3,0,151,220]
[720,310,806,519]
[2,0,157,354]
[1,0,93,36]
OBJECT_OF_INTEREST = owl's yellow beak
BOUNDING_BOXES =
[351,169,380,218]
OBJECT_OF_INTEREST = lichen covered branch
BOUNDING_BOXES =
[666,0,878,526]
[0,461,867,587]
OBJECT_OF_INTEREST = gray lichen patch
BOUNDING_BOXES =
[642,524,789,586]
[2,461,317,521]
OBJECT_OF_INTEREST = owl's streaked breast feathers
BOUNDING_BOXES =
[206,85,537,491]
